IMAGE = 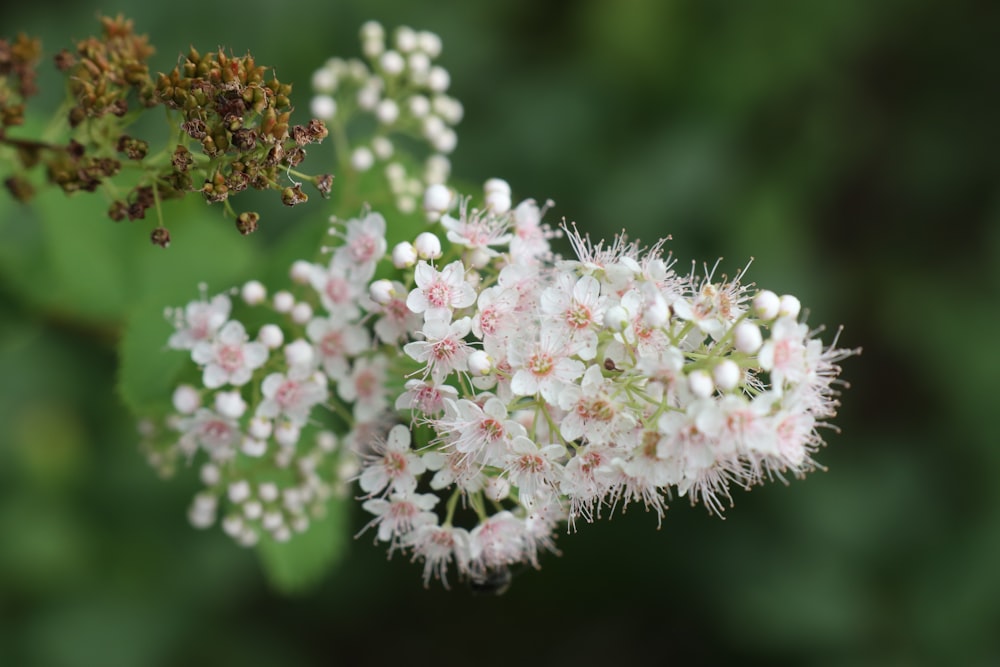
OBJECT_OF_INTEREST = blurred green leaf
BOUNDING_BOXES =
[256,496,350,594]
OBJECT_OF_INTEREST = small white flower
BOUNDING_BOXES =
[191,321,268,389]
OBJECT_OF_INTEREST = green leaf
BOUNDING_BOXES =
[116,199,262,417]
[255,496,350,594]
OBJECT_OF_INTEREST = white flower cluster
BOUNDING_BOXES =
[143,175,853,588]
[311,21,460,214]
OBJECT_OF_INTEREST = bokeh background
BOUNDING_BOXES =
[2,1,999,665]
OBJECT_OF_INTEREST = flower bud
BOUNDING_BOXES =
[215,390,247,419]
[290,302,313,325]
[228,480,251,503]
[376,99,399,125]
[241,280,266,305]
[351,146,375,171]
[379,50,405,75]
[289,260,313,284]
[423,183,452,213]
[484,178,511,197]
[753,290,780,320]
[275,421,301,448]
[604,305,629,332]
[258,324,284,349]
[712,359,741,392]
[414,232,442,259]
[687,369,715,398]
[370,279,396,305]
[392,241,418,268]
[779,294,801,319]
[284,339,314,369]
[468,350,493,376]
[485,190,511,214]
[172,384,201,414]
[249,417,273,440]
[273,291,294,313]
[733,321,763,354]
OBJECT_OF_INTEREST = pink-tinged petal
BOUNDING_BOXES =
[203,364,228,389]
[218,320,246,345]
[510,370,537,397]
[191,342,214,365]
[243,342,269,369]
[360,467,388,495]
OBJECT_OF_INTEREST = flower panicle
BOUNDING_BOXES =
[142,170,857,589]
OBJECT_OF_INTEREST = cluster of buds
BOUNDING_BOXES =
[142,174,855,589]
[310,21,460,214]
[0,15,332,246]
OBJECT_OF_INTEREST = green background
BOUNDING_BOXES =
[2,1,998,665]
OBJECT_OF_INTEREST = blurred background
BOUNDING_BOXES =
[2,0,999,665]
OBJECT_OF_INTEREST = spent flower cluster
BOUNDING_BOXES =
[0,15,332,246]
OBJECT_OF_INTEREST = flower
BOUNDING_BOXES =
[191,320,268,388]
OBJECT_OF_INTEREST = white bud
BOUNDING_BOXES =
[369,278,396,305]
[423,183,452,213]
[172,384,201,414]
[310,94,337,120]
[604,305,629,332]
[273,290,294,313]
[311,68,336,94]
[484,178,511,197]
[272,526,292,543]
[395,26,418,52]
[375,98,399,125]
[379,50,405,75]
[351,146,375,172]
[262,511,284,532]
[222,515,243,537]
[316,430,338,452]
[275,421,301,448]
[243,500,263,520]
[712,359,741,392]
[372,136,394,159]
[290,302,313,325]
[258,323,284,349]
[484,190,511,214]
[422,115,446,140]
[414,232,442,259]
[468,350,493,376]
[228,480,251,503]
[753,290,780,320]
[425,154,451,184]
[427,66,450,92]
[200,463,220,486]
[408,94,431,117]
[284,339,314,369]
[407,52,431,79]
[357,84,380,110]
[385,161,406,184]
[687,369,715,398]
[237,528,259,547]
[360,20,384,43]
[248,416,273,440]
[778,294,801,319]
[733,321,763,354]
[241,280,267,306]
[289,260,313,284]
[432,128,457,154]
[214,390,247,419]
[418,31,442,58]
[467,247,491,270]
[259,482,279,503]
[397,195,417,214]
[391,241,418,268]
[241,437,267,458]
